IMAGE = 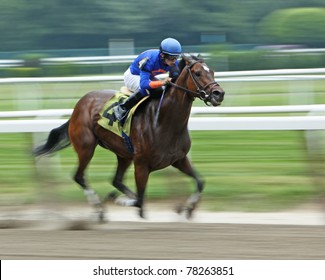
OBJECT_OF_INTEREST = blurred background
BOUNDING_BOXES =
[1,0,325,213]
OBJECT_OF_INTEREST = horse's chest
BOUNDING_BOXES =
[132,124,191,169]
[157,132,189,152]
[148,139,190,169]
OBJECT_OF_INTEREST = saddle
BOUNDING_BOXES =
[97,88,149,153]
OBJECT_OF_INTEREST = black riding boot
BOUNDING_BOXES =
[113,91,143,123]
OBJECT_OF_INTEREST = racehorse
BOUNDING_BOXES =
[33,54,225,221]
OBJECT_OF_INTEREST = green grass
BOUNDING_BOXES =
[0,78,325,211]
[0,130,320,211]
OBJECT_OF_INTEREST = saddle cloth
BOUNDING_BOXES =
[97,91,148,139]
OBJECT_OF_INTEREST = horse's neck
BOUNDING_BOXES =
[160,85,193,131]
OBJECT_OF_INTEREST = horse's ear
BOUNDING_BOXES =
[181,53,189,60]
[181,53,194,65]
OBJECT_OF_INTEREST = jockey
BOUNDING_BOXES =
[113,37,182,123]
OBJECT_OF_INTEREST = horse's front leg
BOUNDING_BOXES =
[134,163,149,218]
[172,156,204,219]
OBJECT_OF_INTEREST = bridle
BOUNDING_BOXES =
[168,60,220,105]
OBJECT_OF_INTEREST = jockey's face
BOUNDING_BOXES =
[161,53,178,66]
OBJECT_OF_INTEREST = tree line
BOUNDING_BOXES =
[0,0,324,52]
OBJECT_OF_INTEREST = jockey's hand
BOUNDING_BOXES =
[162,77,172,86]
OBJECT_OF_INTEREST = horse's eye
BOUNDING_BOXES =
[195,71,201,77]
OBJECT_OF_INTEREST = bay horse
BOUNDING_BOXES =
[33,54,225,220]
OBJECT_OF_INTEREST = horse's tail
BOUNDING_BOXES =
[33,120,71,157]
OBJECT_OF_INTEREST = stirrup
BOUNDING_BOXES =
[113,105,127,122]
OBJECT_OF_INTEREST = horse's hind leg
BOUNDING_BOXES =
[72,139,105,221]
[113,161,149,218]
[108,156,137,200]
[172,156,204,218]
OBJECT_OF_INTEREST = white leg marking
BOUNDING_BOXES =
[115,195,137,207]
[187,192,201,206]
[84,189,101,206]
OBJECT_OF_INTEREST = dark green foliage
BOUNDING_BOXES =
[259,7,325,46]
[1,0,325,51]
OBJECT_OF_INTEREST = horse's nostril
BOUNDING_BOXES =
[213,91,224,101]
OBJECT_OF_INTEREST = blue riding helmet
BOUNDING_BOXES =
[160,38,182,56]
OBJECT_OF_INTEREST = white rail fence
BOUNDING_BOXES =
[1,68,324,112]
[1,68,325,84]
[1,68,325,133]
[1,105,325,133]
[0,55,137,68]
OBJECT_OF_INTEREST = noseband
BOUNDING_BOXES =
[169,60,220,105]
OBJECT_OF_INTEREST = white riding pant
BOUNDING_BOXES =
[123,68,140,93]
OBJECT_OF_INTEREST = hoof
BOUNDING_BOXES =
[98,211,106,223]
[139,208,145,219]
[94,203,106,223]
[175,202,195,219]
[175,203,184,214]
[106,191,119,201]
[186,207,194,219]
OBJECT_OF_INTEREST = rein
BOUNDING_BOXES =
[154,59,219,126]
[168,81,200,98]
[169,61,219,105]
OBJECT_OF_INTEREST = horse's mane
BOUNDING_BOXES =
[178,53,204,73]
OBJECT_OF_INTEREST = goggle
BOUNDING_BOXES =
[165,55,179,61]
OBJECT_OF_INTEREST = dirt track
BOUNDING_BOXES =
[0,207,324,259]
[1,223,325,259]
